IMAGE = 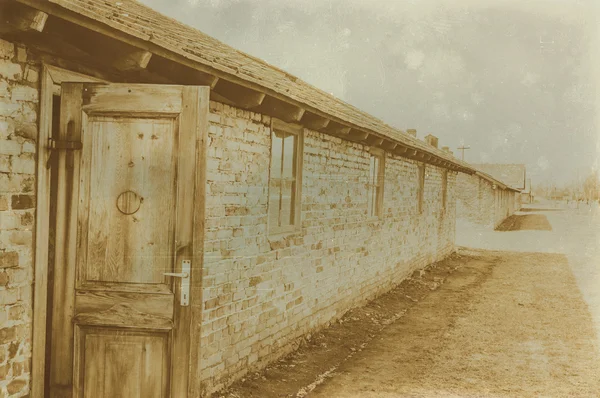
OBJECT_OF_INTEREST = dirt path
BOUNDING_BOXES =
[310,248,600,397]
[221,205,600,397]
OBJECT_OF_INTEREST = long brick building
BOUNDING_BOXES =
[0,1,520,396]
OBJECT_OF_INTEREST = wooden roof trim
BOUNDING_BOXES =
[18,0,475,173]
[475,171,520,192]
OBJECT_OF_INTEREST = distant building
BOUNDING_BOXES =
[521,178,534,204]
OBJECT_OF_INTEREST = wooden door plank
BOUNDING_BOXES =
[169,85,199,398]
[49,82,84,396]
[31,64,54,398]
[81,84,183,115]
[75,290,174,320]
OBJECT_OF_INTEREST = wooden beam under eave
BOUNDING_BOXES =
[301,112,330,130]
[366,136,384,147]
[1,3,48,33]
[395,146,408,154]
[112,49,153,71]
[322,121,351,136]
[209,91,238,107]
[254,95,304,123]
[380,141,397,151]
[213,79,265,108]
[146,55,219,87]
[348,129,369,141]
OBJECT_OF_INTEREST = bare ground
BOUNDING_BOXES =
[219,207,600,397]
[496,214,553,231]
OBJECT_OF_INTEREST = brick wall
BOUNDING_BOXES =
[0,36,459,396]
[196,102,457,395]
[456,172,518,229]
[0,38,39,397]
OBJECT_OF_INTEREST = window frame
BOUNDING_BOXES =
[367,147,385,219]
[417,163,426,213]
[267,118,304,236]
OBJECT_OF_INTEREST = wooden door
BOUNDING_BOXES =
[48,83,208,398]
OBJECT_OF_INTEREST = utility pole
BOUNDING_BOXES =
[457,145,470,161]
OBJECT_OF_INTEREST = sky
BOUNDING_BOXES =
[141,0,599,187]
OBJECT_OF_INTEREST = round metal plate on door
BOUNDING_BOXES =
[116,190,143,215]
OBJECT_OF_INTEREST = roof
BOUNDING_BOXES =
[471,164,526,190]
[18,0,475,173]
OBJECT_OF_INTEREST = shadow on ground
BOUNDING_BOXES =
[496,214,552,231]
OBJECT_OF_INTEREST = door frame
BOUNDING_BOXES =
[32,64,106,398]
[32,64,207,397]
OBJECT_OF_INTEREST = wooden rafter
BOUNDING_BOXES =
[0,2,48,33]
[381,141,397,151]
[213,79,265,108]
[348,129,369,141]
[111,49,152,71]
[366,136,384,147]
[301,112,330,130]
[254,95,304,123]
[146,55,218,87]
[322,121,351,136]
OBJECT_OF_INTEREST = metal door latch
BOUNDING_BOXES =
[163,260,190,306]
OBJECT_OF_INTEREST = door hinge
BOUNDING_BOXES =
[46,138,82,168]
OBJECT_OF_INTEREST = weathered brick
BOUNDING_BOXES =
[15,46,27,63]
[11,85,38,102]
[0,251,18,268]
[0,139,21,155]
[0,326,17,345]
[0,155,10,172]
[11,154,35,174]
[20,211,33,227]
[11,195,34,209]
[25,66,39,83]
[0,39,37,393]
[6,378,27,395]
[0,98,21,117]
[8,304,27,321]
[0,38,15,59]
[0,271,8,286]
[0,363,9,380]
[0,80,9,98]
[13,122,37,140]
[0,212,19,229]
[0,59,22,80]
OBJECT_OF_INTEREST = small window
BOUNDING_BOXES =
[441,169,448,209]
[417,163,425,213]
[268,119,303,234]
[367,149,385,218]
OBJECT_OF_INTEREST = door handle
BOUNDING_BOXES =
[164,260,190,306]
[163,272,189,278]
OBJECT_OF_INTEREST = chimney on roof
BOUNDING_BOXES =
[424,134,438,148]
[406,129,417,137]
